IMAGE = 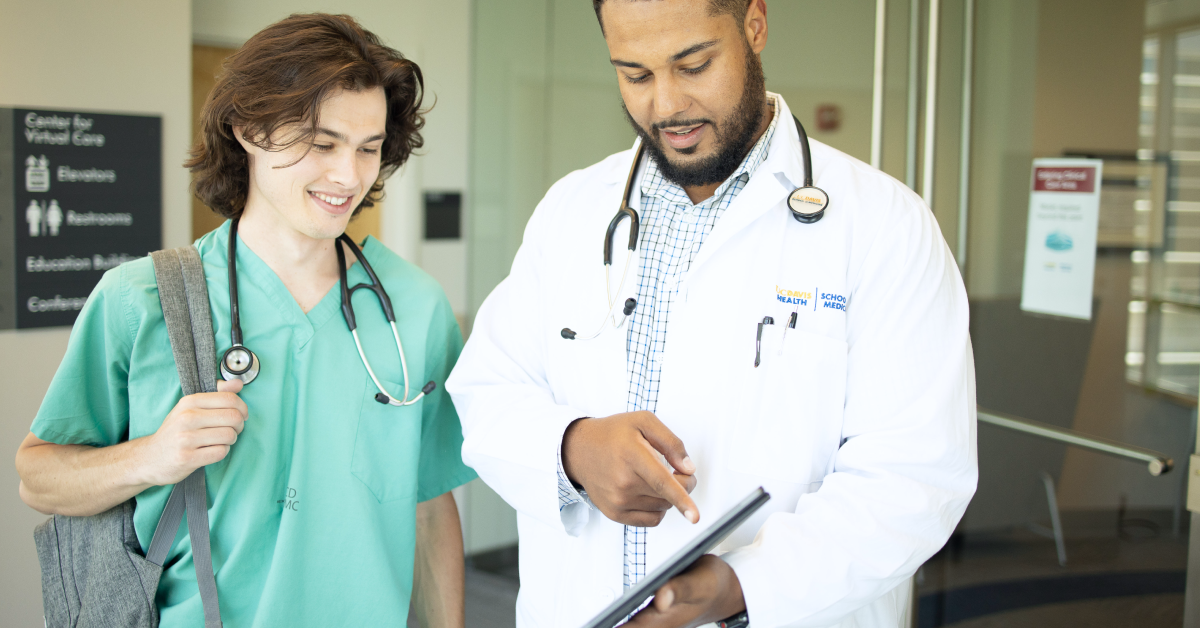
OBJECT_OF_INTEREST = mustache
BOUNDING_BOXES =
[650,118,715,133]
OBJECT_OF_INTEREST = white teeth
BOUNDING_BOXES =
[313,192,349,206]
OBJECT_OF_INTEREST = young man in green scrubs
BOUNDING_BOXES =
[14,14,476,627]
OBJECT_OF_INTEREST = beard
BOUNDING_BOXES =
[622,46,767,189]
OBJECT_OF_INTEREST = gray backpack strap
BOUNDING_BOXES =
[145,477,185,565]
[149,245,223,628]
[153,245,218,397]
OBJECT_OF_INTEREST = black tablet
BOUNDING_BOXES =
[582,487,771,628]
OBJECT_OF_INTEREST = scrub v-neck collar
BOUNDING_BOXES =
[216,221,370,349]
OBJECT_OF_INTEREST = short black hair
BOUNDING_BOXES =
[592,0,751,32]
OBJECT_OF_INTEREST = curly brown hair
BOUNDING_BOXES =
[186,13,425,219]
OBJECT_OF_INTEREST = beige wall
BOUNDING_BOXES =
[1033,0,1144,158]
[0,1,192,625]
[763,0,877,163]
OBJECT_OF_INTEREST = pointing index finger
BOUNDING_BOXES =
[637,456,699,524]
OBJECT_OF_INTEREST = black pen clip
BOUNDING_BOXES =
[755,316,775,368]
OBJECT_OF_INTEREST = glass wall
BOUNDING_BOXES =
[928,1,1192,624]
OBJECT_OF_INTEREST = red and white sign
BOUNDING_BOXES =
[1033,166,1097,193]
[1021,158,1103,320]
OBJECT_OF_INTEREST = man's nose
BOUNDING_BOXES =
[652,75,689,122]
[327,148,359,187]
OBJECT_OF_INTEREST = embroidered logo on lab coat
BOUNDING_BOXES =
[775,285,848,312]
[775,285,812,306]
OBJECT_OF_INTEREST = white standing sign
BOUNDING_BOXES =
[1020,158,1103,320]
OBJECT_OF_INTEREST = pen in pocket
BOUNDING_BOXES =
[778,309,799,355]
[754,316,774,367]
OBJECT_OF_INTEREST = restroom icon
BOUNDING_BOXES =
[26,199,63,237]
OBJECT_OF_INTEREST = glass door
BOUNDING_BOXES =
[903,0,1194,625]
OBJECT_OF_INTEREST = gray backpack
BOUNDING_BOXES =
[34,246,223,628]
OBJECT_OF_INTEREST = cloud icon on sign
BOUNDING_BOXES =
[1045,231,1073,251]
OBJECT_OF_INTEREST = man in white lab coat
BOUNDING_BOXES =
[446,1,977,626]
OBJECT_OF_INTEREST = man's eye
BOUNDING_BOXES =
[312,143,334,152]
[683,60,712,75]
[360,147,380,155]
[625,73,650,84]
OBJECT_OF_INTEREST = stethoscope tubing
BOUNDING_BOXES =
[223,217,432,406]
[564,111,824,341]
[350,320,422,406]
[335,233,430,407]
[570,248,637,341]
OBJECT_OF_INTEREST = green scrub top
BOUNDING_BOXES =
[31,220,477,627]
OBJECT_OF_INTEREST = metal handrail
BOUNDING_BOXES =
[977,408,1174,476]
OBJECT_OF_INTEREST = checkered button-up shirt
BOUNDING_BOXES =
[557,99,780,592]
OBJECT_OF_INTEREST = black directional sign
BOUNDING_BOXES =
[0,108,161,329]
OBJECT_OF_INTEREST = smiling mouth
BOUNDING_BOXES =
[310,191,350,206]
[658,122,707,150]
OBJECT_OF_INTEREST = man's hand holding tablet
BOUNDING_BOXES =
[583,488,770,628]
[624,555,746,627]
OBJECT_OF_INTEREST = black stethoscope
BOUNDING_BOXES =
[220,217,435,406]
[561,115,828,341]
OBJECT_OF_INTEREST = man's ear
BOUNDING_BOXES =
[745,0,768,55]
[231,125,256,155]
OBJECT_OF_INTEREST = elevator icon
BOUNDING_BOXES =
[25,155,50,193]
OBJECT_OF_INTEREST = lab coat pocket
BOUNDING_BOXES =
[729,329,847,484]
[351,377,423,503]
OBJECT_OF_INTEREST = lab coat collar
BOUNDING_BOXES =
[595,94,813,275]
[686,93,810,274]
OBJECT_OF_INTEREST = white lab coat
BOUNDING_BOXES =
[446,94,977,628]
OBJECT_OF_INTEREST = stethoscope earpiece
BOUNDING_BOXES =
[561,299,636,341]
[373,380,437,405]
[787,185,829,224]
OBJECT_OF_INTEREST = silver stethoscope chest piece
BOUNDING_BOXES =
[787,185,829,224]
[220,344,259,384]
